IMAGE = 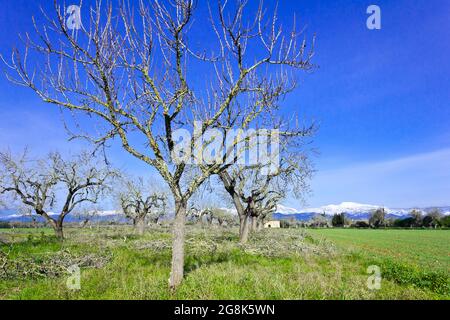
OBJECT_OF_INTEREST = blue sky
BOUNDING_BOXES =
[0,0,449,209]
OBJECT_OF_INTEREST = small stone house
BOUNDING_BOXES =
[264,221,281,229]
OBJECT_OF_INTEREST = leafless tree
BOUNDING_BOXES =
[3,0,315,288]
[219,125,315,242]
[118,177,167,235]
[74,207,100,228]
[219,167,284,241]
[187,206,235,227]
[250,186,282,232]
[211,208,236,227]
[0,150,114,239]
[187,206,211,224]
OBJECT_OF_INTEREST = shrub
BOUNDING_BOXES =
[0,221,11,229]
[422,215,441,228]
[440,215,450,228]
[352,221,369,228]
[394,217,415,228]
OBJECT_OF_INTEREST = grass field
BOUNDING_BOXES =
[0,226,448,300]
[308,229,450,273]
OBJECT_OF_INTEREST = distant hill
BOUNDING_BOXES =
[1,202,449,223]
[0,209,128,224]
[273,202,450,221]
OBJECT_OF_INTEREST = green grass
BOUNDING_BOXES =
[0,226,448,300]
[308,229,450,273]
[308,228,450,295]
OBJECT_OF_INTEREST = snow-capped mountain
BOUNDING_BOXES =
[272,202,450,221]
[300,202,411,216]
[276,204,302,214]
[0,209,128,223]
[1,202,449,223]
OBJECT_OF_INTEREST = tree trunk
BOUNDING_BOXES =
[230,195,249,244]
[240,215,250,244]
[257,219,263,231]
[250,216,258,233]
[219,172,249,244]
[135,217,145,235]
[37,210,64,240]
[169,199,187,290]
[54,221,64,240]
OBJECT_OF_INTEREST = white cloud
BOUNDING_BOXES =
[310,148,450,208]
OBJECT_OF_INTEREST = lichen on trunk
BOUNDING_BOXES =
[169,199,187,290]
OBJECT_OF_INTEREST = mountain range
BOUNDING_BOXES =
[1,202,449,223]
[272,202,450,221]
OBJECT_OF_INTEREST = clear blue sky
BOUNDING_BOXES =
[0,0,449,209]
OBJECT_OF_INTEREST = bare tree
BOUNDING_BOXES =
[187,206,212,224]
[409,209,423,228]
[423,209,442,229]
[219,166,285,241]
[3,0,315,288]
[188,206,235,227]
[0,151,114,239]
[251,187,282,232]
[118,177,167,235]
[219,126,314,242]
[75,207,100,228]
[369,208,386,228]
[211,208,238,227]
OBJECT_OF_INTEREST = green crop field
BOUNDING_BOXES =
[308,229,450,273]
[0,226,448,300]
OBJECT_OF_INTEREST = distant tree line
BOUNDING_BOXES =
[364,208,448,229]
[278,209,450,229]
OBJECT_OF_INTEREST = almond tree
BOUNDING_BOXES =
[187,207,213,224]
[0,151,114,239]
[118,177,167,235]
[249,185,283,232]
[220,164,303,242]
[219,124,315,242]
[3,0,314,288]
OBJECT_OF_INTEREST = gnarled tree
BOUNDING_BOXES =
[4,0,315,288]
[0,151,114,239]
[219,125,315,243]
[118,177,167,235]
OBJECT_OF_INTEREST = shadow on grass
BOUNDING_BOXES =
[184,249,262,274]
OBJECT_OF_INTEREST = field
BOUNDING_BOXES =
[0,226,448,300]
[308,229,449,273]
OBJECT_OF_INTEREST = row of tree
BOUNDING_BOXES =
[368,208,448,229]
[330,209,448,228]
[279,210,449,229]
